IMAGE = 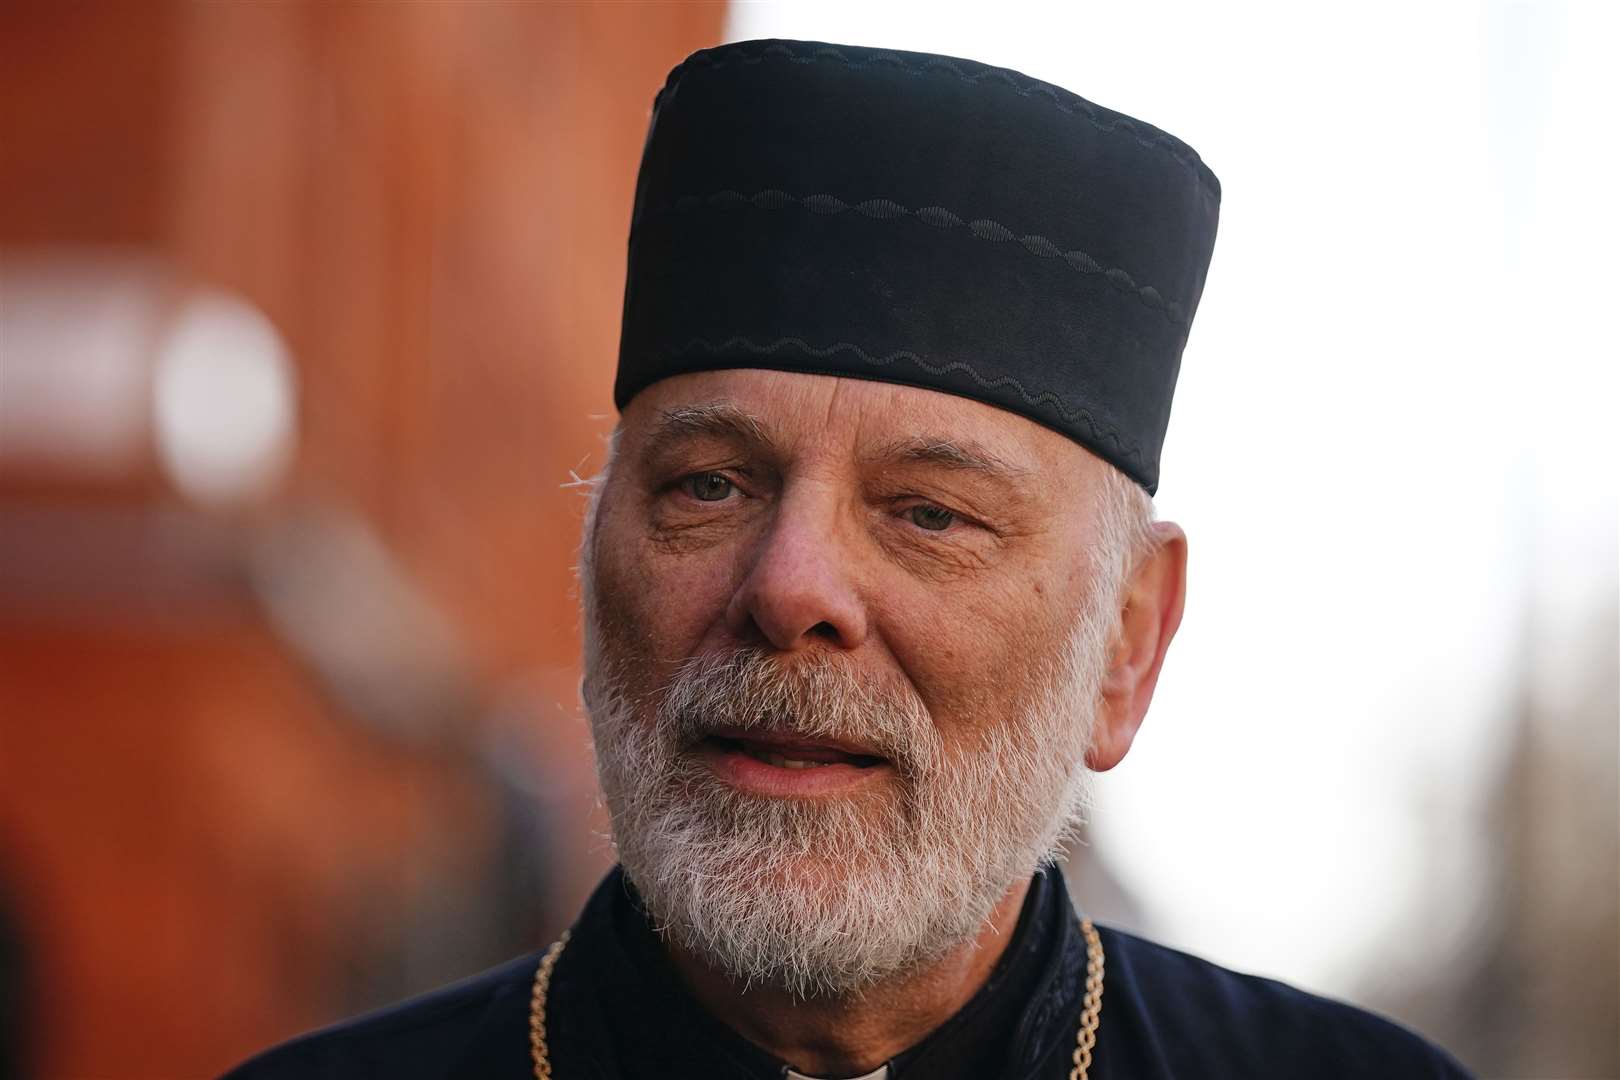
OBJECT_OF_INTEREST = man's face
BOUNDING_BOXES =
[581,369,1130,997]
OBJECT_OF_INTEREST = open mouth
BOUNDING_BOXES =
[694,731,893,795]
[702,734,887,770]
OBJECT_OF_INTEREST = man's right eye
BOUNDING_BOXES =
[679,472,736,502]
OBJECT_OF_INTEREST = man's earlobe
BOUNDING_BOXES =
[1085,521,1188,772]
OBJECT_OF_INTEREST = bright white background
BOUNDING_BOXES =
[726,0,1618,999]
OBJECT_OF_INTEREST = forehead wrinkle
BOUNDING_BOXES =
[638,400,1042,496]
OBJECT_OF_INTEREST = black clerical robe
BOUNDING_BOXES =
[221,865,1472,1079]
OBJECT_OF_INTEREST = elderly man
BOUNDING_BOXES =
[226,39,1470,1080]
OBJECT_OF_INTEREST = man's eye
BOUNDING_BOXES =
[907,504,956,531]
[680,472,736,502]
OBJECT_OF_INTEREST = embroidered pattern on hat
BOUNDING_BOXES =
[657,190,1189,324]
[658,335,1148,473]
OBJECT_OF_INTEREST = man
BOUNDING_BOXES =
[226,39,1471,1079]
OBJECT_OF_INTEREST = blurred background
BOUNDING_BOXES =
[0,2,1613,1078]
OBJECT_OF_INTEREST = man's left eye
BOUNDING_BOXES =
[907,504,956,531]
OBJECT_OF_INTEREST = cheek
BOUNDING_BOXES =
[589,496,741,679]
[881,568,1083,744]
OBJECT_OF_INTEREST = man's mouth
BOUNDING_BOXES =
[704,734,886,770]
[695,731,892,795]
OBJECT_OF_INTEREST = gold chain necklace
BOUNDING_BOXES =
[530,918,1105,1080]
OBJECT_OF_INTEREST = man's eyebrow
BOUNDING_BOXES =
[644,403,776,455]
[865,435,1032,481]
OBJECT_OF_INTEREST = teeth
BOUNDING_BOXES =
[749,749,827,769]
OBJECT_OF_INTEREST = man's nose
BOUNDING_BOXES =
[724,496,868,652]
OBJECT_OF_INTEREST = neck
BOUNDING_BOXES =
[665,876,1034,1077]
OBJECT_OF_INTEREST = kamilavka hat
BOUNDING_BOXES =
[615,39,1221,494]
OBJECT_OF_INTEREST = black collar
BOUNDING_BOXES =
[504,864,1087,1080]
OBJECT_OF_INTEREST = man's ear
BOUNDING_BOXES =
[1085,521,1187,772]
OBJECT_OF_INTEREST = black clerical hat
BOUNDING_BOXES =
[615,39,1220,494]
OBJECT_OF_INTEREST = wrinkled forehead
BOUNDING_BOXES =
[616,368,1101,483]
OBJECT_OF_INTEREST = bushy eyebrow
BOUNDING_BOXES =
[864,435,1032,483]
[644,403,776,457]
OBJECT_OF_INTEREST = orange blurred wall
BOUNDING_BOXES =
[0,3,726,1077]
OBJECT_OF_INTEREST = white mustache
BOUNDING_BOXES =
[654,647,943,779]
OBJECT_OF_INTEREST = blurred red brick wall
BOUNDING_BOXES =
[165,0,724,692]
[0,3,725,1076]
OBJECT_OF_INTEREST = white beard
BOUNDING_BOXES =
[581,572,1120,1000]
